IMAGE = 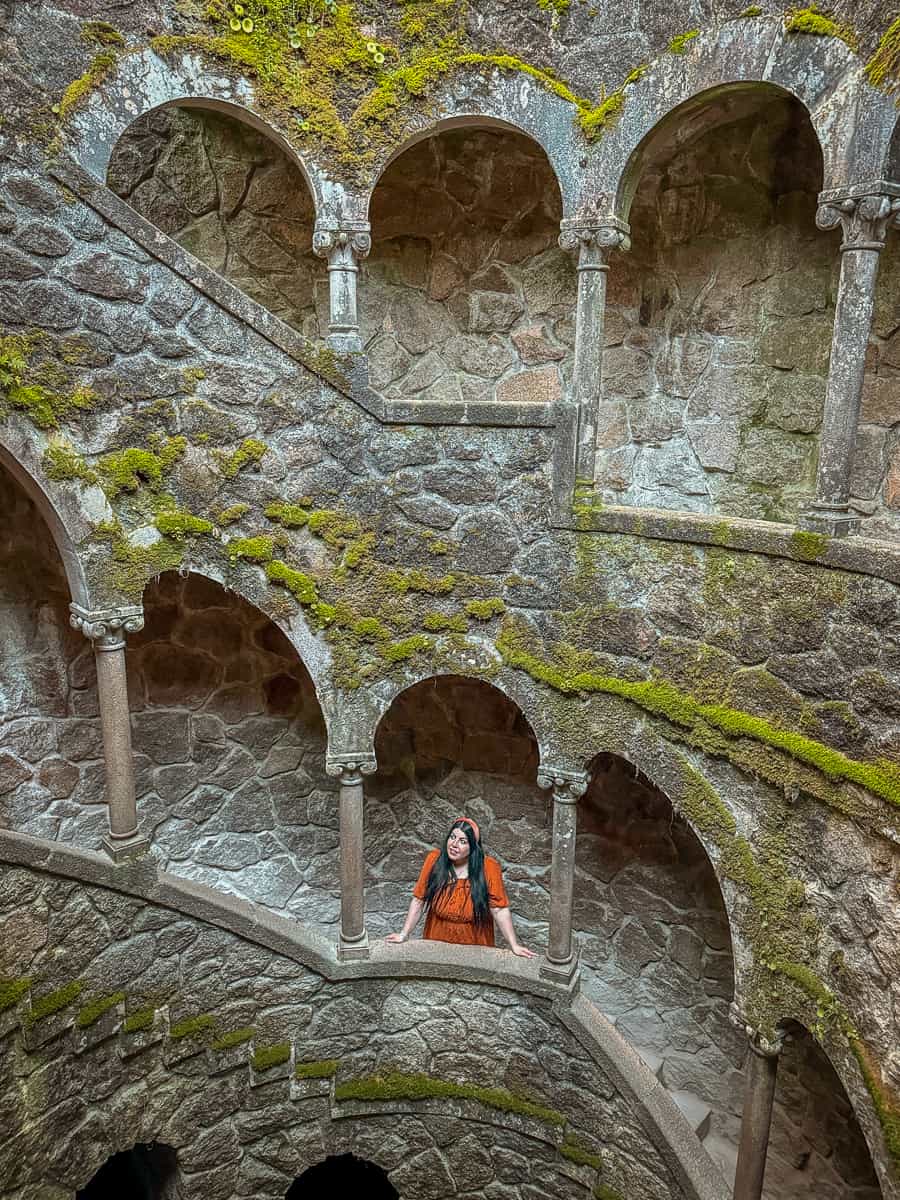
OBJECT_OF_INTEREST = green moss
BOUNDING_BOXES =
[865,16,900,92]
[0,333,98,430]
[353,616,391,640]
[96,437,186,498]
[536,0,570,11]
[81,21,124,45]
[496,617,900,810]
[90,518,185,602]
[264,499,310,528]
[228,535,275,563]
[784,4,857,48]
[667,29,700,51]
[789,530,828,562]
[344,531,376,568]
[295,1058,339,1079]
[56,50,119,120]
[423,611,468,632]
[379,633,434,663]
[739,4,763,13]
[216,502,250,525]
[154,509,214,538]
[464,597,506,620]
[42,442,97,485]
[306,507,361,546]
[265,558,320,605]
[383,568,456,595]
[560,1138,604,1171]
[76,991,125,1028]
[122,1006,155,1034]
[251,1042,291,1071]
[334,1071,566,1126]
[26,980,83,1025]
[593,1187,625,1200]
[0,977,31,1013]
[211,1026,255,1050]
[170,1013,215,1040]
[216,437,268,478]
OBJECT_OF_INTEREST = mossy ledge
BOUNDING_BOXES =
[496,618,900,811]
[334,1070,566,1126]
[865,15,900,92]
[0,977,32,1013]
[122,1006,156,1034]
[169,1012,215,1040]
[251,1042,291,1071]
[26,979,83,1025]
[295,1058,339,1079]
[784,4,857,49]
[211,1026,255,1051]
[76,991,125,1029]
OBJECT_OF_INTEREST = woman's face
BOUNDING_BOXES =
[446,827,471,865]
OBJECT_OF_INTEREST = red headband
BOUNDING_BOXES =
[455,816,480,843]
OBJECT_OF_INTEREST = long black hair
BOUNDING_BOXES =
[423,820,492,930]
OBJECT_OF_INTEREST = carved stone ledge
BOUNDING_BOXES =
[312,224,372,261]
[816,187,900,251]
[537,766,589,802]
[326,753,378,786]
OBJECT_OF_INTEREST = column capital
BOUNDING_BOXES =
[537,766,589,802]
[313,222,372,261]
[729,1003,786,1058]
[559,216,631,262]
[69,603,144,651]
[326,752,377,783]
[816,183,900,251]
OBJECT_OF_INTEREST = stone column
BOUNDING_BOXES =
[326,752,377,960]
[559,217,631,482]
[800,184,900,536]
[730,1007,786,1200]
[313,223,372,354]
[537,766,588,982]
[69,603,149,862]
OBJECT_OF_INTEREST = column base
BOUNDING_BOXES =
[327,331,364,355]
[539,954,579,985]
[796,507,860,536]
[337,931,370,962]
[102,833,151,864]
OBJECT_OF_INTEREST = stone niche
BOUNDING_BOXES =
[108,105,322,339]
[600,92,836,523]
[365,127,568,407]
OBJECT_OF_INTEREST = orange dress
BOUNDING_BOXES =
[413,849,509,947]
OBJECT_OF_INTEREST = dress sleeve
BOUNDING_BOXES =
[485,857,509,909]
[412,849,440,900]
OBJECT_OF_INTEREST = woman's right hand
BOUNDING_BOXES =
[386,932,408,944]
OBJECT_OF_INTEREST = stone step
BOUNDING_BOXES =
[670,1089,713,1140]
[702,1132,739,1188]
[632,1042,665,1079]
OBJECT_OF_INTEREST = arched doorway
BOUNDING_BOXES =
[286,1153,398,1199]
[76,1143,178,1200]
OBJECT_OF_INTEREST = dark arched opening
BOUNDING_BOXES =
[76,1142,178,1200]
[286,1153,398,1199]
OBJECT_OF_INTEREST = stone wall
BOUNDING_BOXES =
[365,128,567,407]
[0,465,103,839]
[109,106,322,340]
[0,864,687,1200]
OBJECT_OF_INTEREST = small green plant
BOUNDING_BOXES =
[668,29,700,51]
[215,437,268,479]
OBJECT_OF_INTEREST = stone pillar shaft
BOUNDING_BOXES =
[69,604,148,861]
[559,218,630,482]
[802,187,900,535]
[326,754,376,960]
[730,1009,785,1200]
[313,224,371,354]
[538,768,588,982]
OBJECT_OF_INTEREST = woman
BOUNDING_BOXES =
[386,817,535,957]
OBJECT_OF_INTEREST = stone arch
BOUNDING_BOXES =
[596,25,892,216]
[126,569,337,923]
[885,116,900,182]
[363,118,569,407]
[0,428,102,609]
[765,1017,887,1199]
[286,1152,399,1199]
[613,80,823,226]
[367,672,545,942]
[75,1141,179,1200]
[62,49,327,214]
[367,111,569,218]
[106,99,323,338]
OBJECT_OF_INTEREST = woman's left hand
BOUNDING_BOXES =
[511,944,537,959]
